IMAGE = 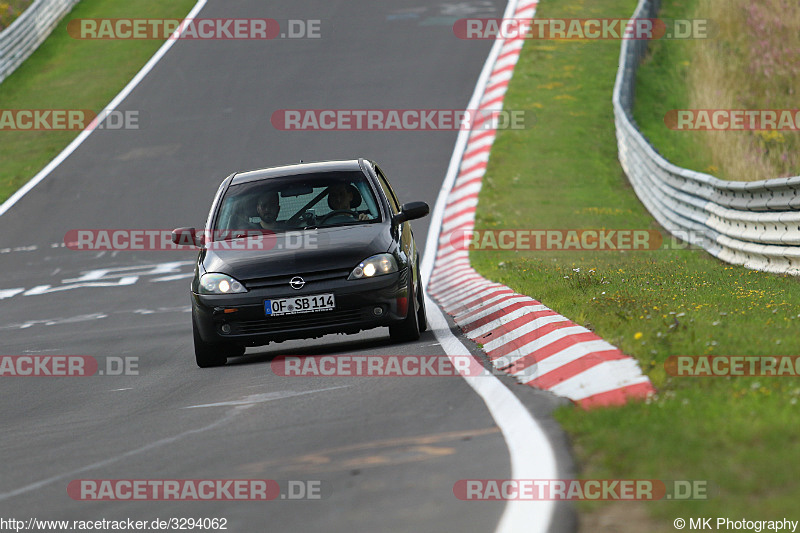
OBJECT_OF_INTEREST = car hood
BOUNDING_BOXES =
[201,224,392,280]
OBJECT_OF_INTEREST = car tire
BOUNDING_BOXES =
[389,272,421,343]
[416,261,427,332]
[193,319,228,368]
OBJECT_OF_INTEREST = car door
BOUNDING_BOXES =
[374,164,417,280]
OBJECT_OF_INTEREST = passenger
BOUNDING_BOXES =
[327,183,370,220]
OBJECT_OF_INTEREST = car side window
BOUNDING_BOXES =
[375,167,400,215]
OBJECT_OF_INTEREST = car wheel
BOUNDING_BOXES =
[389,273,421,343]
[193,319,228,368]
[416,261,427,332]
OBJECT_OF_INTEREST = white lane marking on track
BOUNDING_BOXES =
[151,273,194,282]
[22,276,139,296]
[0,386,346,502]
[184,386,350,409]
[0,261,195,300]
[0,0,209,218]
[0,313,109,330]
[425,299,557,533]
[0,245,37,254]
[419,0,557,530]
[0,307,192,331]
[0,288,25,300]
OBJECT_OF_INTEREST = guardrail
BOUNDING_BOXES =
[0,0,80,84]
[613,0,800,275]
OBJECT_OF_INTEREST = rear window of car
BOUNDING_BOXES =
[214,171,382,234]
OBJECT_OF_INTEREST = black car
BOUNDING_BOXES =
[172,159,430,367]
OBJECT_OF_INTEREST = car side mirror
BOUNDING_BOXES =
[391,201,430,226]
[171,227,203,247]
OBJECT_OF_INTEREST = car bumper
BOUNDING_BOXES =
[192,270,410,346]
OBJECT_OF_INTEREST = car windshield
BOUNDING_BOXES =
[214,171,382,237]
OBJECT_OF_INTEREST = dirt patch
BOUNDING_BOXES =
[579,501,672,533]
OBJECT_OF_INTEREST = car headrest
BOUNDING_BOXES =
[348,185,362,208]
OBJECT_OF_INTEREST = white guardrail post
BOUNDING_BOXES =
[0,0,81,84]
[613,0,800,275]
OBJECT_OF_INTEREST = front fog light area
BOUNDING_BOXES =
[348,254,398,280]
[199,273,247,294]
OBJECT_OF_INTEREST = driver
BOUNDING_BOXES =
[327,183,370,221]
[225,190,281,240]
[255,191,282,229]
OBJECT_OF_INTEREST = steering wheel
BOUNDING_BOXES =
[320,210,359,224]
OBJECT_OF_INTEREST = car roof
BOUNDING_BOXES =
[230,159,372,185]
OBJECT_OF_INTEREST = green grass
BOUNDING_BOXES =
[631,0,716,174]
[471,0,800,527]
[633,0,800,180]
[0,0,197,202]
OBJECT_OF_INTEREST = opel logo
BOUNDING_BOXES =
[289,276,305,290]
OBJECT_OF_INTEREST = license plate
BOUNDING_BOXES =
[265,293,335,316]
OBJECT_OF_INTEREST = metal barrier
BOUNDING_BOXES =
[613,0,800,274]
[0,0,80,84]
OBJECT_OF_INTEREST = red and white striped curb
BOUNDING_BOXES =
[427,0,655,408]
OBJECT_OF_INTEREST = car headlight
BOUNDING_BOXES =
[199,273,247,294]
[348,253,398,280]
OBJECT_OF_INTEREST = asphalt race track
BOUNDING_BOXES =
[1,1,574,531]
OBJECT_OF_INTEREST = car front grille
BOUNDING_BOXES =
[232,308,367,335]
[242,268,351,291]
